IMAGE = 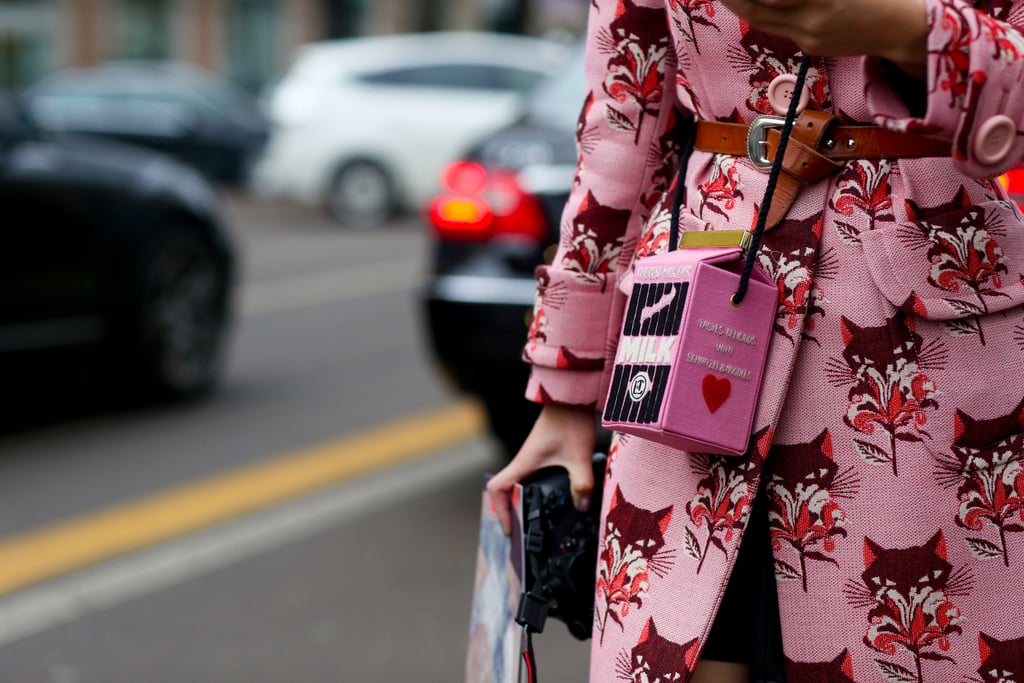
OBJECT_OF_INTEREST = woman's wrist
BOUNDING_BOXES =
[870,0,929,78]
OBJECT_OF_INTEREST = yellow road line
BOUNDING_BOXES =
[0,402,485,597]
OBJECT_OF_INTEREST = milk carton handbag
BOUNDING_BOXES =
[602,237,777,455]
[602,57,813,456]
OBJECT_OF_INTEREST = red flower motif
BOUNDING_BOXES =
[935,5,978,109]
[846,361,938,435]
[978,10,1024,65]
[905,189,1010,344]
[595,488,674,641]
[669,0,720,54]
[847,533,971,683]
[561,191,629,276]
[949,432,1024,566]
[769,486,847,589]
[601,3,670,144]
[685,457,759,573]
[768,431,858,591]
[605,54,664,109]
[923,208,1008,295]
[595,546,650,621]
[634,207,673,260]
[668,0,715,16]
[697,155,744,220]
[758,247,824,343]
[831,161,896,241]
[865,589,964,683]
[526,305,549,350]
[836,316,942,477]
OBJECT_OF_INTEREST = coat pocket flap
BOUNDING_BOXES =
[860,200,1024,320]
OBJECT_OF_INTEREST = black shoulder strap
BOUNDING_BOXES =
[668,114,698,254]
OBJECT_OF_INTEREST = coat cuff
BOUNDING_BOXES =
[864,0,1024,177]
[522,265,627,408]
[524,366,604,408]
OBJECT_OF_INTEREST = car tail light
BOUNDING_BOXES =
[443,161,489,195]
[998,167,1024,211]
[428,162,547,243]
[430,194,493,236]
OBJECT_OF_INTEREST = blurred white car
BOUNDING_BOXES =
[251,32,571,227]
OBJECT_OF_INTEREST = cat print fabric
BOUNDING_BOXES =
[828,314,946,477]
[843,531,974,683]
[976,633,1024,683]
[766,430,860,592]
[616,618,699,683]
[518,0,1024,681]
[785,649,857,683]
[934,399,1024,568]
[595,487,676,641]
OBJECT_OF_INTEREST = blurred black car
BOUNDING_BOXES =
[0,96,235,399]
[422,50,583,455]
[22,62,269,185]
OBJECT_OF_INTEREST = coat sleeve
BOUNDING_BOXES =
[522,0,679,408]
[864,0,1024,177]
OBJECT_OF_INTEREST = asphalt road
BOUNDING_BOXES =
[0,196,588,682]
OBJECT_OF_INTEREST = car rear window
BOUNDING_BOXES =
[525,46,585,130]
[358,64,542,92]
[29,94,196,137]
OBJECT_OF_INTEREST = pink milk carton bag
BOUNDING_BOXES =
[602,241,777,456]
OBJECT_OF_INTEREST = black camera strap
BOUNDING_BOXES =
[518,486,547,683]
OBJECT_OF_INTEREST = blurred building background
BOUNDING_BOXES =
[0,0,586,92]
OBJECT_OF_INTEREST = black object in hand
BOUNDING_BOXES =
[515,453,607,640]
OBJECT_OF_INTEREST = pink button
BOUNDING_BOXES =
[767,74,810,115]
[974,115,1017,166]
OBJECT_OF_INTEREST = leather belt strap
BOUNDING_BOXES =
[695,112,950,229]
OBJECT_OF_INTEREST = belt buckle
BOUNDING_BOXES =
[746,115,787,173]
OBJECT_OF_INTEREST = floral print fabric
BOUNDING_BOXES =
[521,1,1024,681]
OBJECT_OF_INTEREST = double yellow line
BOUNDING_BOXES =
[0,402,485,597]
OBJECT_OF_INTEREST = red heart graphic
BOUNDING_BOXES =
[702,374,731,413]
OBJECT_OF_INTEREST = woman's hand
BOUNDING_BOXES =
[485,404,598,535]
[718,0,928,72]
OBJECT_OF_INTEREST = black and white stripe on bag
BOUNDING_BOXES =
[603,281,688,425]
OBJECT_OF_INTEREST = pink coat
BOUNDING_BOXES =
[522,1,1024,681]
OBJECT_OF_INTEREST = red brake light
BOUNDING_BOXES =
[429,194,493,237]
[442,161,488,195]
[429,162,547,243]
[998,167,1024,210]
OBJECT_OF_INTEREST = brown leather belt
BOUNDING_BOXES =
[694,111,950,229]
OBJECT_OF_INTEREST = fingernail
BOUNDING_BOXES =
[577,496,590,512]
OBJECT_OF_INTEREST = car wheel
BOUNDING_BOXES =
[326,159,397,228]
[126,230,230,398]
